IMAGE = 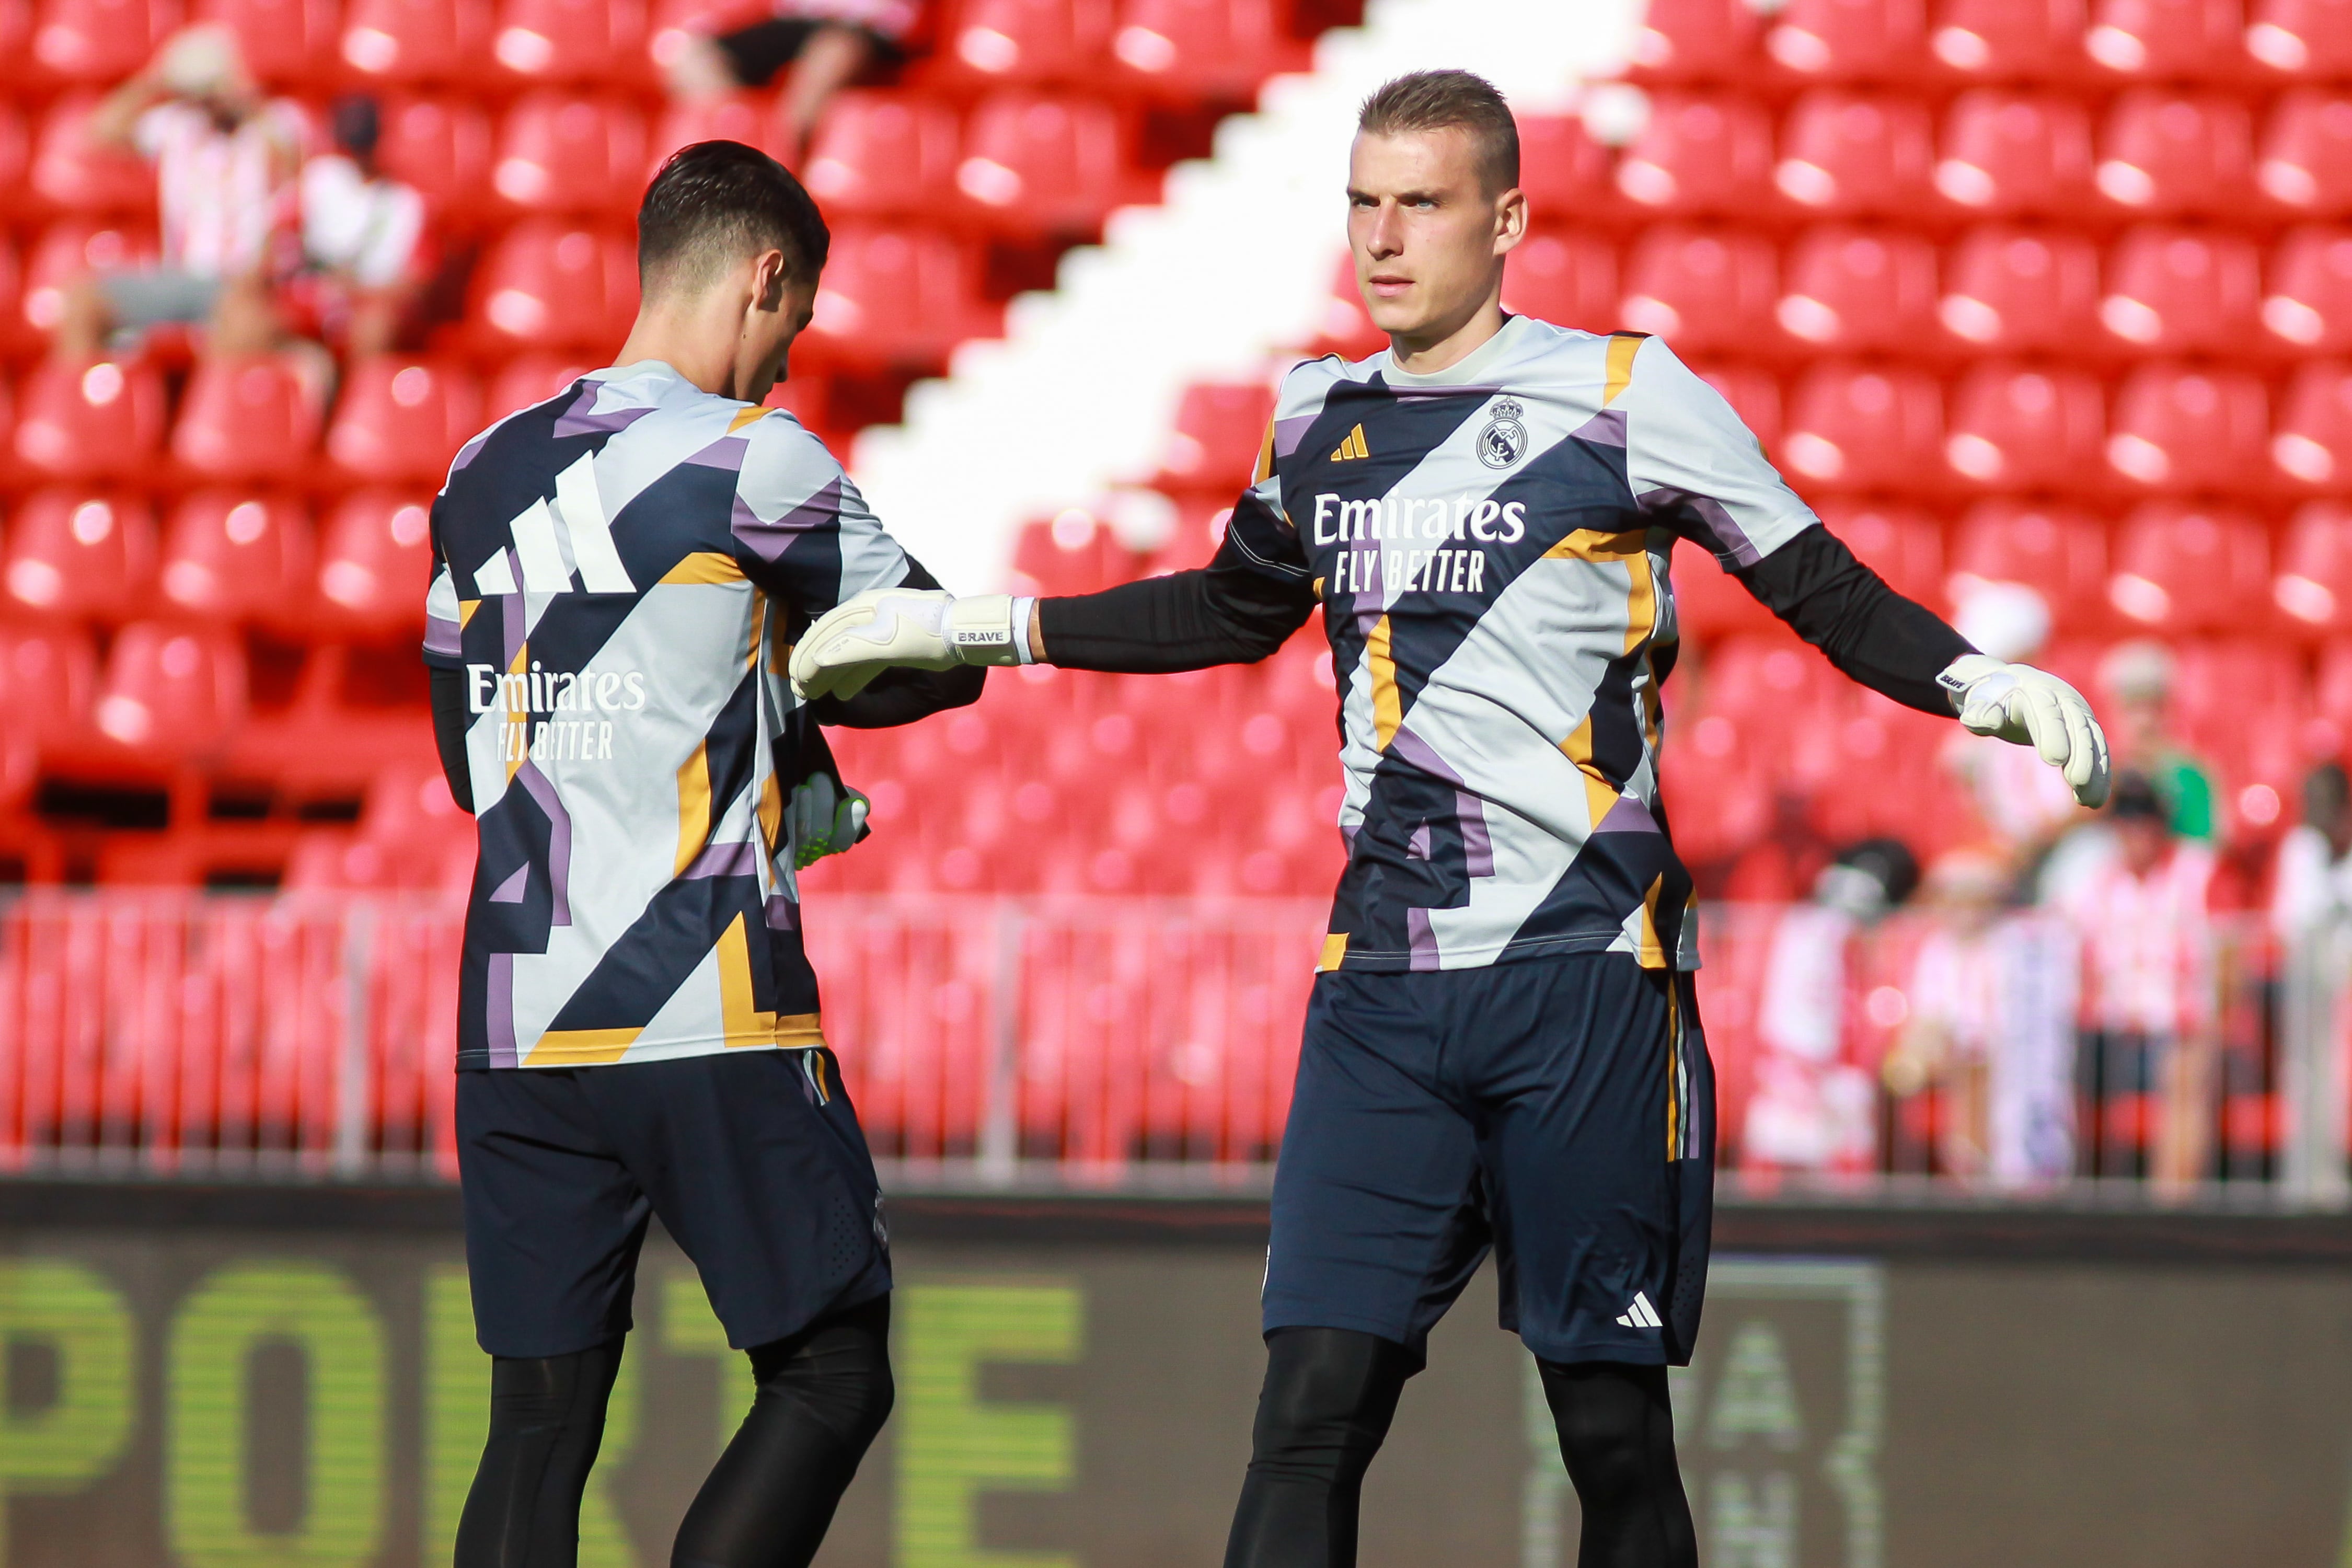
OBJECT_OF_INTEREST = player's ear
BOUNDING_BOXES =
[751,247,790,312]
[1492,185,1527,256]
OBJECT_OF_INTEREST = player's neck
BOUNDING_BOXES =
[615,295,760,402]
[1387,294,1508,378]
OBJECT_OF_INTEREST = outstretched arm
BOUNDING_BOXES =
[1031,554,1318,672]
[1733,525,1969,716]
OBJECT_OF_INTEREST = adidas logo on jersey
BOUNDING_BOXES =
[1615,1292,1663,1330]
[1330,424,1370,462]
[470,453,637,596]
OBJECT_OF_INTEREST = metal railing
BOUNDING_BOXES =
[0,890,2339,1205]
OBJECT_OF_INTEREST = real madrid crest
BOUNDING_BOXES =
[1478,396,1527,470]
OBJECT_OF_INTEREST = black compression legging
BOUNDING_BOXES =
[1223,1327,1696,1568]
[453,1295,894,1568]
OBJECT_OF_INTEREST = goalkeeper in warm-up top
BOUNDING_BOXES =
[790,71,2108,1568]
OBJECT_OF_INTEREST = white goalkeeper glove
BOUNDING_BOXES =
[787,771,869,869]
[787,587,1034,701]
[1939,653,2112,808]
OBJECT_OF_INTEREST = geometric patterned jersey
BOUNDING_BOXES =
[421,360,919,1068]
[1219,316,1823,975]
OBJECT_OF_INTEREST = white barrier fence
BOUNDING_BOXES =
[0,891,2337,1203]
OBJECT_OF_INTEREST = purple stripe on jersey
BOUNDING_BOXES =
[1408,821,1433,859]
[1456,791,1494,875]
[1570,408,1628,448]
[487,953,518,1069]
[1594,794,1663,834]
[686,434,752,472]
[683,840,761,879]
[1272,412,1320,460]
[1386,724,1465,786]
[488,862,528,903]
[502,579,527,666]
[733,478,841,562]
[1405,906,1442,971]
[765,893,799,931]
[423,614,463,657]
[451,430,490,472]
[552,384,656,439]
[514,765,573,926]
[1639,488,1760,567]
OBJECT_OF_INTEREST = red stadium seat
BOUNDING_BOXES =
[1773,91,1935,217]
[1820,500,1943,605]
[2274,501,2352,631]
[647,94,775,175]
[2106,366,2268,492]
[376,96,494,219]
[31,0,176,82]
[1009,509,1149,597]
[1938,226,2100,351]
[0,622,96,741]
[19,221,154,338]
[2245,0,2352,76]
[4,489,154,617]
[2271,363,2352,490]
[1501,234,1618,334]
[1152,381,1272,493]
[90,622,247,758]
[29,95,153,213]
[0,103,30,211]
[1619,227,1779,352]
[1517,116,1619,220]
[326,358,483,484]
[800,226,988,368]
[171,354,328,482]
[469,223,637,352]
[158,493,311,625]
[801,90,958,218]
[493,0,644,83]
[197,0,340,88]
[1110,0,1298,99]
[486,353,591,421]
[947,0,1114,85]
[1670,536,1775,638]
[1627,0,1763,82]
[1943,364,2105,491]
[494,94,646,215]
[1930,0,2092,82]
[2084,0,2244,79]
[1693,363,1782,447]
[2256,90,2352,216]
[1934,91,2095,216]
[15,357,164,480]
[1775,227,1936,352]
[2107,502,2269,632]
[1615,93,1774,217]
[1763,0,1928,81]
[2095,90,2253,216]
[341,0,494,83]
[2099,228,2262,353]
[317,490,434,637]
[1948,500,2109,620]
[1780,365,1943,493]
[956,93,1130,234]
[2265,227,2352,349]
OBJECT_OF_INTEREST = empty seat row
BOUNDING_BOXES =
[1601,87,2352,225]
[1634,0,2352,89]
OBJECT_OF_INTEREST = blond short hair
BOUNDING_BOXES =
[1357,70,1520,196]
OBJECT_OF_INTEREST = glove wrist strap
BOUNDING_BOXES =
[942,593,1028,666]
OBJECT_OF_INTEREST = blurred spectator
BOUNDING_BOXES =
[1942,581,2080,875]
[283,96,428,356]
[2050,770,2218,1191]
[2100,639,2219,843]
[2272,760,2352,940]
[664,1,923,164]
[56,25,305,359]
[1887,848,2080,1187]
[1745,838,1919,1174]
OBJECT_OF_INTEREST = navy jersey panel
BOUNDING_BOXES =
[457,1047,891,1358]
[1262,952,1714,1367]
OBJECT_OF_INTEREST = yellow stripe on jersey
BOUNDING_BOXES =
[718,911,775,1046]
[1543,527,1647,564]
[675,743,711,875]
[728,406,769,434]
[1560,715,1622,830]
[661,551,746,585]
[757,769,785,854]
[1637,873,1669,970]
[1621,543,1658,658]
[504,642,531,783]
[1319,932,1349,972]
[458,599,482,627]
[1253,418,1277,485]
[527,1027,642,1066]
[775,1013,824,1046]
[1663,978,1681,1157]
[1365,615,1402,749]
[1604,332,1647,407]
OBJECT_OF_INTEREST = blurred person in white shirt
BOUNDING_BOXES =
[56,24,304,358]
[2273,760,2352,941]
[283,95,428,356]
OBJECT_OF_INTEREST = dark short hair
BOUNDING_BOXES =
[637,141,831,296]
[2108,770,2166,824]
[330,94,379,159]
[1357,70,1520,196]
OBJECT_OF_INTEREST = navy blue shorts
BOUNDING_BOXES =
[1264,953,1713,1367]
[457,1047,891,1359]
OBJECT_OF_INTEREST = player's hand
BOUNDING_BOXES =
[1939,653,2112,809]
[787,771,869,868]
[789,588,1028,701]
